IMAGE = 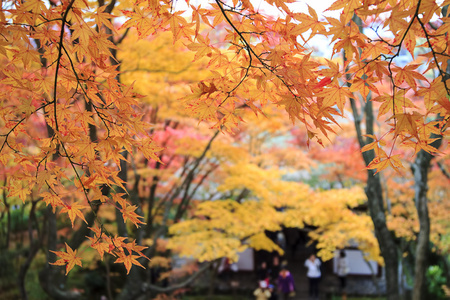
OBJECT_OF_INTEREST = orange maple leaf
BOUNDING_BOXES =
[392,64,428,91]
[327,0,362,24]
[50,243,82,275]
[186,35,212,61]
[87,236,110,261]
[114,252,145,275]
[389,112,422,139]
[60,203,88,228]
[137,137,164,163]
[361,134,386,156]
[112,192,128,208]
[349,76,379,99]
[360,41,391,60]
[373,91,417,117]
[93,5,116,32]
[367,155,404,174]
[120,203,146,227]
[40,192,64,212]
[124,240,149,260]
[291,5,326,41]
[316,84,352,113]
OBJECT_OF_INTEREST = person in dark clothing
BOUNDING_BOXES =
[257,261,271,282]
[271,255,280,281]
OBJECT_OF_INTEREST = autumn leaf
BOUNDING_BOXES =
[361,134,386,156]
[93,5,116,32]
[136,137,164,163]
[389,112,422,139]
[87,236,109,261]
[187,98,219,123]
[50,243,82,275]
[120,202,146,227]
[373,91,417,117]
[392,64,428,91]
[366,156,390,174]
[402,28,416,59]
[291,7,326,41]
[277,94,306,123]
[367,155,404,174]
[349,76,379,99]
[123,240,149,260]
[327,0,362,24]
[186,35,212,61]
[120,8,155,37]
[60,203,88,228]
[316,83,352,113]
[40,192,64,212]
[360,41,391,60]
[114,252,145,275]
[8,179,33,203]
[313,77,332,90]
[20,0,48,14]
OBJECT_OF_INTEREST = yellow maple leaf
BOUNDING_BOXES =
[367,156,390,174]
[40,192,64,212]
[367,155,404,174]
[390,112,422,139]
[120,203,146,227]
[50,243,82,275]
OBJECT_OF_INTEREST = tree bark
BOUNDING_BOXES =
[365,172,399,300]
[39,207,82,300]
[116,267,145,300]
[350,98,401,299]
[411,137,442,300]
[115,149,129,239]
[348,14,400,300]
[18,201,40,300]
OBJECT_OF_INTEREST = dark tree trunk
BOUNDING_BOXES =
[348,14,400,300]
[411,137,442,300]
[117,268,145,300]
[365,172,399,300]
[18,201,40,300]
[39,207,81,300]
[115,149,129,239]
[5,190,10,249]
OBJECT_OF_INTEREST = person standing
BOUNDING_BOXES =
[277,266,295,300]
[336,250,350,300]
[257,261,271,282]
[305,254,321,300]
[271,255,281,282]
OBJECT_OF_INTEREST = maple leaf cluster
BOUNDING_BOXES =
[122,0,450,173]
[0,0,161,274]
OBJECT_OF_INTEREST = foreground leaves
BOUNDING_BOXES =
[50,243,82,275]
